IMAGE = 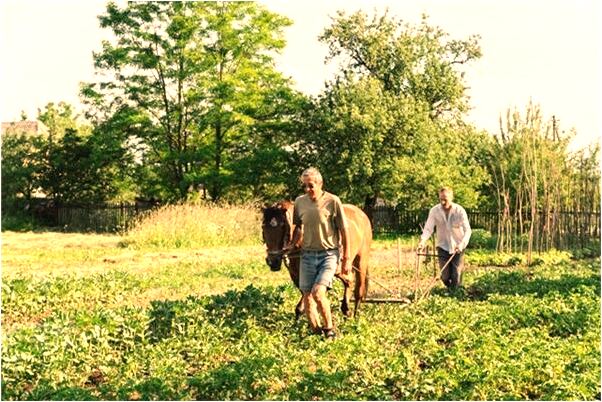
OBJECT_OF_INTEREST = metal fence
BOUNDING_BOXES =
[56,203,157,232]
[4,199,600,248]
[2,199,158,232]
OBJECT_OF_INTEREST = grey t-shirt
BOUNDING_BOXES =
[293,192,347,251]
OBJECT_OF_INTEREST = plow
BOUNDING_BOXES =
[350,238,456,305]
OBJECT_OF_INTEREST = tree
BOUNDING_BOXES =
[320,11,481,118]
[221,85,309,202]
[296,11,486,211]
[36,102,89,201]
[82,1,297,201]
[85,107,143,202]
[390,121,491,210]
[1,131,45,202]
[37,102,81,141]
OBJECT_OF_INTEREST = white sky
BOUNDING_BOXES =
[1,0,600,150]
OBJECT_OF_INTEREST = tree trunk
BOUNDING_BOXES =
[212,121,223,201]
[363,194,378,226]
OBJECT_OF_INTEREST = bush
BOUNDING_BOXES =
[570,241,601,260]
[1,211,37,232]
[469,228,496,249]
[122,202,262,249]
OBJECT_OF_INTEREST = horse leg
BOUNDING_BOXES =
[295,293,305,320]
[353,254,369,318]
[288,259,304,320]
[338,274,353,318]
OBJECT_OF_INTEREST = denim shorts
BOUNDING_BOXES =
[299,249,339,293]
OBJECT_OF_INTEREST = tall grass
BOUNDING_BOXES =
[122,202,262,249]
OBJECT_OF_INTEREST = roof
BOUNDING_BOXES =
[1,120,49,136]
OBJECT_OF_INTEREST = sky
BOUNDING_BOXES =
[1,0,600,151]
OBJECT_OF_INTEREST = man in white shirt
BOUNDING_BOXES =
[417,187,472,289]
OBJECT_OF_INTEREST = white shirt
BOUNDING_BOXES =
[420,203,472,252]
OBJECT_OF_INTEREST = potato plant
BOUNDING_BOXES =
[1,232,599,400]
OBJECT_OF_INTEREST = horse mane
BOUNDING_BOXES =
[262,200,293,224]
[277,200,293,211]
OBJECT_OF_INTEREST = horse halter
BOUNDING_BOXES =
[263,205,299,270]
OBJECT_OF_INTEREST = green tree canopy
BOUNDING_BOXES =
[1,131,45,202]
[294,11,487,210]
[82,1,300,201]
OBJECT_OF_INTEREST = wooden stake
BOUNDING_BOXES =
[413,240,420,300]
[397,236,402,297]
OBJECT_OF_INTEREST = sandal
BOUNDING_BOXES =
[322,327,337,339]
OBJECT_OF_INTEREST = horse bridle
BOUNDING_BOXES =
[267,247,301,269]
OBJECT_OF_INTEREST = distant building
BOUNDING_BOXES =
[1,120,49,137]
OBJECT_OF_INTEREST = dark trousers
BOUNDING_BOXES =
[437,247,464,289]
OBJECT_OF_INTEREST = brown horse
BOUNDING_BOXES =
[262,200,372,319]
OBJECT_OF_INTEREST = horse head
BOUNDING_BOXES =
[261,201,294,272]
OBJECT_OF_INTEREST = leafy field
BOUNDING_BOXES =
[1,231,600,400]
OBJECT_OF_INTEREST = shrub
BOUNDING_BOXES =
[469,228,496,249]
[122,202,262,249]
[1,210,38,232]
[570,241,601,260]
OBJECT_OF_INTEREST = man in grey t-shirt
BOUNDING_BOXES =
[289,167,351,338]
[417,187,472,289]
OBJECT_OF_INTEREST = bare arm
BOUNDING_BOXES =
[288,202,302,250]
[288,225,303,250]
[334,200,351,275]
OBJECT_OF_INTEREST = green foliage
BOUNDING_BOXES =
[37,102,80,140]
[2,101,136,205]
[570,242,601,260]
[467,249,573,267]
[40,129,118,203]
[390,123,491,209]
[293,11,488,209]
[0,131,45,201]
[468,229,496,249]
[1,210,37,232]
[83,1,300,201]
[320,12,481,112]
[2,251,599,400]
